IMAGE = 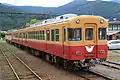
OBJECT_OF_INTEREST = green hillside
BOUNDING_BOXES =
[0,3,27,31]
[13,1,120,20]
[0,4,54,31]
[56,1,120,20]
[1,0,120,30]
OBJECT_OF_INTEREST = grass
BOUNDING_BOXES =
[107,51,120,62]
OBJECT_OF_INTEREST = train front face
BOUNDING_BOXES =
[68,16,108,67]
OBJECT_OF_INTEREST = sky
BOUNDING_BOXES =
[0,0,111,7]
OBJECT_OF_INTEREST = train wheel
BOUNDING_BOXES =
[34,50,40,56]
[83,66,90,71]
[45,54,50,61]
[31,49,35,55]
[63,60,68,69]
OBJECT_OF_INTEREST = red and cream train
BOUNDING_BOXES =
[5,14,108,69]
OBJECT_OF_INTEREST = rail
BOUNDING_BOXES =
[0,48,42,80]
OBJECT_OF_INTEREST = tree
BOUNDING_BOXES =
[25,19,41,27]
[0,32,5,39]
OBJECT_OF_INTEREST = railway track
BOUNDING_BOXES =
[0,42,115,80]
[0,48,42,80]
[106,61,120,66]
[74,69,113,80]
[101,61,120,70]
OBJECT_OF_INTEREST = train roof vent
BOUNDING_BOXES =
[56,14,77,20]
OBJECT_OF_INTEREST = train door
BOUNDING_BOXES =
[62,26,69,59]
[84,24,97,58]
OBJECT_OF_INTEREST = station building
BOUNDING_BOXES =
[107,21,120,40]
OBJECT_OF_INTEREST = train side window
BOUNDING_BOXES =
[68,28,81,41]
[28,32,30,39]
[46,30,50,41]
[51,29,54,41]
[41,30,44,40]
[55,29,59,41]
[35,31,36,39]
[36,31,38,40]
[40,31,42,40]
[41,31,43,40]
[35,31,37,39]
[64,28,66,41]
[43,31,45,40]
[37,31,39,40]
[33,32,35,39]
[29,32,32,39]
[85,28,93,40]
[99,28,107,40]
[29,32,30,39]
[32,32,34,39]
[38,31,39,40]
[25,33,27,39]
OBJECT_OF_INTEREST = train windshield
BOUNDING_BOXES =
[85,28,93,40]
[68,28,82,41]
[99,28,107,40]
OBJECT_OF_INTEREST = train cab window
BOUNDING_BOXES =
[99,28,107,40]
[68,28,81,41]
[85,28,93,40]
[51,30,54,41]
[55,29,59,41]
[46,30,50,41]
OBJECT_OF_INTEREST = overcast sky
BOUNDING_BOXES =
[0,0,111,7]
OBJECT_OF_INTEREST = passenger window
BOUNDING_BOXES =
[68,28,81,41]
[46,30,50,41]
[41,31,43,40]
[55,29,59,41]
[40,30,44,40]
[64,28,66,41]
[33,32,35,39]
[43,31,45,40]
[51,30,54,41]
[99,28,107,40]
[85,28,93,40]
[40,31,42,40]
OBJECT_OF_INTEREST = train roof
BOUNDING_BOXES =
[15,14,108,32]
[24,14,77,29]
[25,14,106,29]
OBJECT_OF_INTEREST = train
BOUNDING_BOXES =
[5,14,108,70]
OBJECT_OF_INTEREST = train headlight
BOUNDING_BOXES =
[100,50,105,54]
[76,51,81,55]
[100,19,104,24]
[76,19,80,24]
